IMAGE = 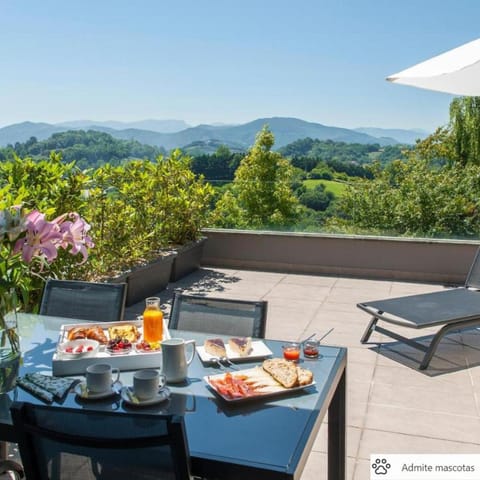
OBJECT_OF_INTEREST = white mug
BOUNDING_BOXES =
[161,338,195,383]
[133,369,166,400]
[86,363,120,393]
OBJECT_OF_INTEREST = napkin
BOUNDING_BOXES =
[17,373,79,403]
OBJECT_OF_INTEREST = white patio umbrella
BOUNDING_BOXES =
[387,38,480,95]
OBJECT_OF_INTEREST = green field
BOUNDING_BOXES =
[303,179,347,197]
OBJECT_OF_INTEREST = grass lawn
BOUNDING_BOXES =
[303,179,347,197]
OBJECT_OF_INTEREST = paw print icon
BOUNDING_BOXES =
[372,458,391,475]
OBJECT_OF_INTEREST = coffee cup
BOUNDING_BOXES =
[133,369,166,400]
[86,363,120,393]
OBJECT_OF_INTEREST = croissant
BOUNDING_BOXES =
[66,326,108,344]
[85,327,108,344]
[67,327,87,341]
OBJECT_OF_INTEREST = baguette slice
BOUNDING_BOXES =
[262,358,298,388]
[296,366,314,386]
[228,337,252,357]
[204,338,227,357]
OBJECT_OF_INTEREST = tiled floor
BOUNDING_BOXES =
[125,267,480,480]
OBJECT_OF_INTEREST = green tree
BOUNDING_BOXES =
[330,157,480,237]
[299,184,334,211]
[214,126,301,229]
[449,96,480,165]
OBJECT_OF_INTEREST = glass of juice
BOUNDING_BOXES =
[143,297,163,344]
[282,342,300,362]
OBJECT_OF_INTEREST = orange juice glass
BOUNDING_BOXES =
[143,297,163,343]
[282,342,300,362]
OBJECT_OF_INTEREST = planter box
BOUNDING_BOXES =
[168,237,207,282]
[113,252,176,306]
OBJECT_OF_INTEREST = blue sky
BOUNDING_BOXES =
[1,0,479,131]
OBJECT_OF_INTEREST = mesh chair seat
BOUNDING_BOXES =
[169,293,268,338]
[358,246,480,369]
[39,280,127,322]
[10,402,192,480]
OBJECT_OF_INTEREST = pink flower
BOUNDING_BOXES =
[56,213,94,264]
[13,210,63,263]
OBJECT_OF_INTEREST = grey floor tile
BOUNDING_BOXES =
[358,429,480,459]
[364,404,480,444]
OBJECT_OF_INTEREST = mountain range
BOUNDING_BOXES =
[0,118,429,151]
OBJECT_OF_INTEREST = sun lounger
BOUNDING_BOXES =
[358,248,480,369]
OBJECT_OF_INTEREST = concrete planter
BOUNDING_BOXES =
[168,237,207,282]
[113,252,176,306]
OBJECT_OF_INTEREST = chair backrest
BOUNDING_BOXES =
[10,402,192,480]
[39,279,127,322]
[169,292,268,338]
[465,247,480,289]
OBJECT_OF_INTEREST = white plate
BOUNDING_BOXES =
[121,386,170,407]
[196,340,273,364]
[74,380,122,400]
[57,339,99,359]
[204,367,316,402]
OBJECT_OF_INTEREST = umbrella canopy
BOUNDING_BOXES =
[387,38,480,95]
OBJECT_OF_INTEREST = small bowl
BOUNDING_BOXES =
[282,342,301,362]
[106,338,133,355]
[303,340,320,358]
[58,339,99,359]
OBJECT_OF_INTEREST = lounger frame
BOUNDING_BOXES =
[358,248,480,370]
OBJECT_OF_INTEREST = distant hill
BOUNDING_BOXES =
[0,130,165,168]
[0,117,427,152]
[181,139,246,156]
[354,127,429,145]
[57,119,190,133]
[0,121,65,145]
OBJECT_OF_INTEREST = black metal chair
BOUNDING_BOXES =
[10,402,192,480]
[169,292,268,338]
[39,279,127,322]
[358,246,480,369]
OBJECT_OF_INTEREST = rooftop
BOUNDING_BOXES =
[125,266,480,480]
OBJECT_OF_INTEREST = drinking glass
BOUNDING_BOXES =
[282,342,300,362]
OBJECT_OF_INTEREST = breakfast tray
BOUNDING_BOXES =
[52,319,170,376]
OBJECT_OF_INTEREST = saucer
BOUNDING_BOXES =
[74,381,122,400]
[121,386,170,407]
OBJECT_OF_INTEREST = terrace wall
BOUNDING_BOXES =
[202,229,480,284]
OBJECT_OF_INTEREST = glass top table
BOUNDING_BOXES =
[0,314,347,480]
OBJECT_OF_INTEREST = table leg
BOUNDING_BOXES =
[328,367,346,480]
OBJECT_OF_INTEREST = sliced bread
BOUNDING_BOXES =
[296,366,314,386]
[262,358,298,388]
